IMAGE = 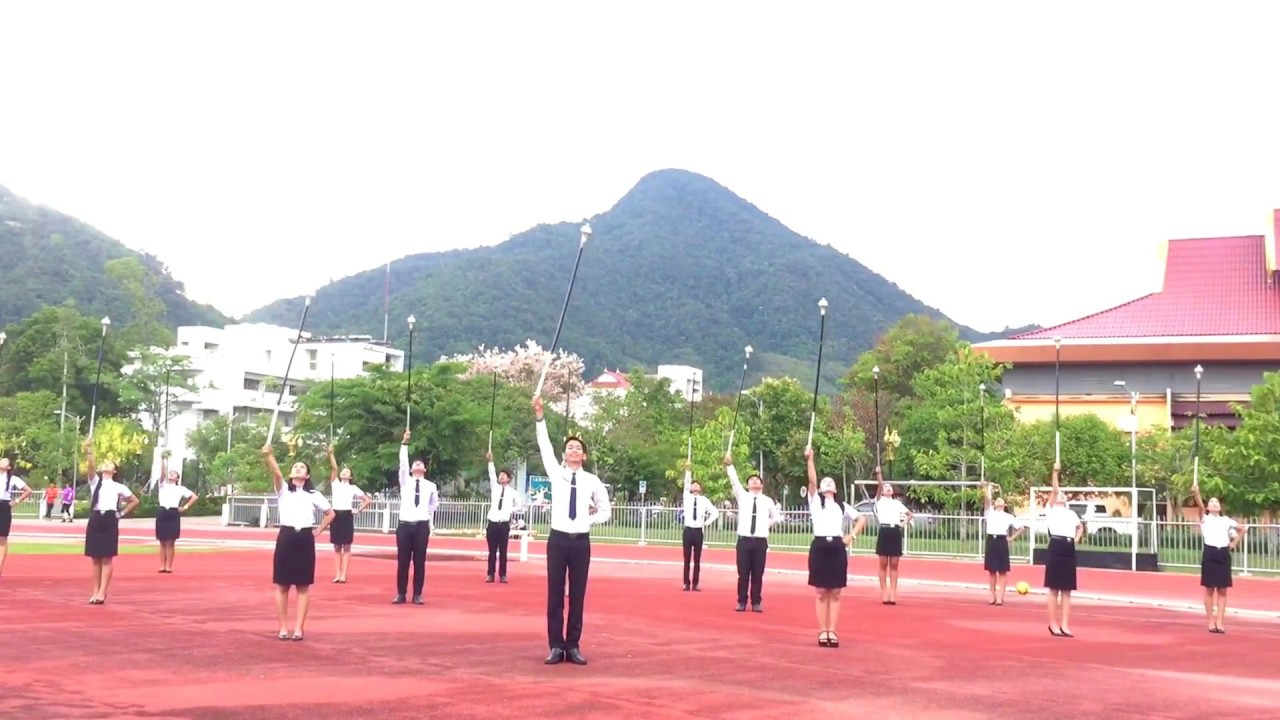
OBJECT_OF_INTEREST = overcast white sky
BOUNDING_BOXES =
[2,1,1279,332]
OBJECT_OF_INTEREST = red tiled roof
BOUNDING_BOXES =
[1016,228,1280,340]
[589,370,631,390]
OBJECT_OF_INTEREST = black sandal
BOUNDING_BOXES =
[818,632,830,647]
[291,632,304,641]
[828,632,840,648]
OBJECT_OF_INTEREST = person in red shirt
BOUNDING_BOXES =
[44,484,58,520]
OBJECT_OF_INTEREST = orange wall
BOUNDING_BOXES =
[1006,397,1168,431]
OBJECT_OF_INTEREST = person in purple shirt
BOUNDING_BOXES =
[60,484,75,523]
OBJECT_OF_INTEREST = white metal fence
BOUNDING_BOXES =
[217,494,1280,576]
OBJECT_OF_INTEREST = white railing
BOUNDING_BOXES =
[218,495,1280,576]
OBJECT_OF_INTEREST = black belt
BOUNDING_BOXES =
[814,535,839,542]
[988,533,1008,538]
[551,529,589,539]
[0,500,9,505]
[1050,535,1074,542]
[1205,544,1229,549]
[399,519,426,524]
[160,506,180,510]
[93,510,116,516]
[880,524,901,528]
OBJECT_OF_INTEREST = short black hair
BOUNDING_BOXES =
[563,435,589,455]
[497,468,513,480]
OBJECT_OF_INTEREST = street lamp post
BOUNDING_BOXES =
[1114,380,1139,571]
[53,410,84,520]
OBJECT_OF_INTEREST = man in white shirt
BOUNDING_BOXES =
[681,461,719,591]
[724,454,781,612]
[393,430,438,606]
[534,395,611,666]
[0,457,33,577]
[485,450,524,583]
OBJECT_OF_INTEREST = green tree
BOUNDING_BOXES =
[1207,372,1280,515]
[0,390,75,484]
[840,314,960,399]
[104,256,173,348]
[998,414,1131,492]
[0,304,128,420]
[118,350,199,442]
[185,414,282,493]
[573,372,685,494]
[665,405,753,502]
[898,345,1012,491]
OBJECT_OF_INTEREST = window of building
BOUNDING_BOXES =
[243,376,261,392]
[307,348,318,371]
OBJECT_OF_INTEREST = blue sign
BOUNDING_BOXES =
[527,474,550,503]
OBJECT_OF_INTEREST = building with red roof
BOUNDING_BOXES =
[975,211,1280,430]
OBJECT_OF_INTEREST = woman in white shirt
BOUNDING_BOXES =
[1191,482,1245,634]
[1043,463,1082,637]
[82,438,140,605]
[805,447,865,648]
[326,444,370,584]
[262,443,335,641]
[153,452,197,574]
[982,482,1025,606]
[0,457,33,578]
[871,470,912,605]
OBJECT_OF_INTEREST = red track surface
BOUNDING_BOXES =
[4,521,1279,719]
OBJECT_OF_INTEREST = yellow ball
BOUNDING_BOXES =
[1016,581,1030,595]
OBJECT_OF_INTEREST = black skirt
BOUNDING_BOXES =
[273,526,317,587]
[1043,536,1077,591]
[155,508,181,541]
[984,534,1011,573]
[330,510,355,546]
[0,501,11,537]
[1200,545,1233,589]
[807,536,849,589]
[84,511,120,559]
[876,525,904,557]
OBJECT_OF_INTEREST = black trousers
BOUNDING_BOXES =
[546,529,591,650]
[682,527,704,586]
[735,536,768,605]
[395,520,431,596]
[486,520,511,577]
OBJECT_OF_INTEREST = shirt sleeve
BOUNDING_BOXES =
[535,420,562,484]
[726,465,745,498]
[488,461,499,487]
[181,487,196,500]
[311,491,333,512]
[353,486,366,499]
[428,483,440,514]
[14,477,29,491]
[705,502,720,525]
[589,478,612,525]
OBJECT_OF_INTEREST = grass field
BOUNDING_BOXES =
[4,542,227,555]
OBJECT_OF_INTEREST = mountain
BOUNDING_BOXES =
[0,184,227,329]
[245,169,1019,391]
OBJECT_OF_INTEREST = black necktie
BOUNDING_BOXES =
[498,486,505,511]
[750,496,758,535]
[91,475,103,510]
[568,472,578,521]
[690,496,696,524]
[414,477,420,507]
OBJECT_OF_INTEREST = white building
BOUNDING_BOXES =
[652,364,703,402]
[141,323,404,467]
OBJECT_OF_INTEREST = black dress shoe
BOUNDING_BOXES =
[683,583,690,591]
[500,576,508,584]
[412,595,424,605]
[692,584,700,592]
[545,648,566,665]
[486,575,495,583]
[751,604,762,613]
[392,594,406,604]
[566,648,588,665]
[735,603,747,612]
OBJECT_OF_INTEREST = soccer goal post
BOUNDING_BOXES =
[1027,485,1158,572]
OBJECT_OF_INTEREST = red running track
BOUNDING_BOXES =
[3,531,1280,719]
[13,519,1280,615]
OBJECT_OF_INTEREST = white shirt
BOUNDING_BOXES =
[984,508,1020,536]
[1201,514,1239,548]
[486,462,523,523]
[1046,506,1082,538]
[873,497,909,526]
[0,473,28,502]
[157,483,195,509]
[682,470,720,529]
[726,465,780,538]
[536,419,612,534]
[397,444,439,524]
[809,494,858,537]
[330,481,367,512]
[89,476,134,514]
[277,485,331,530]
